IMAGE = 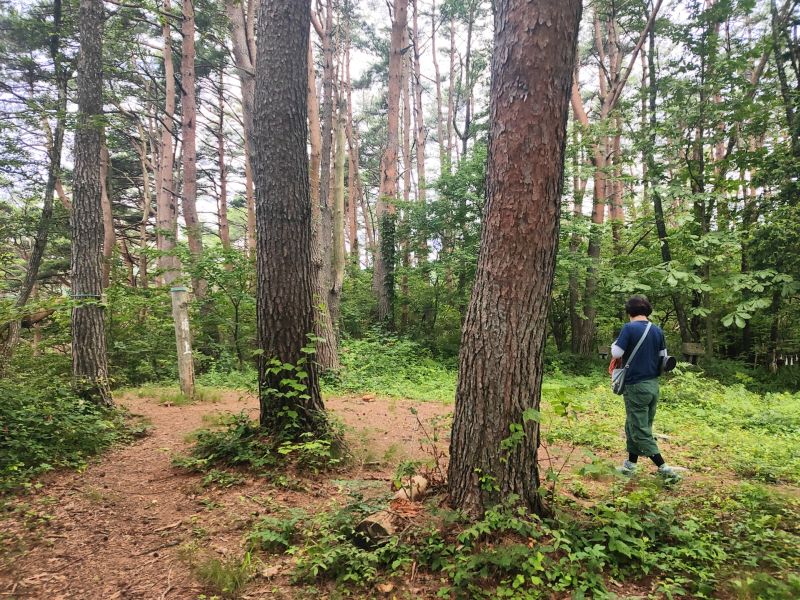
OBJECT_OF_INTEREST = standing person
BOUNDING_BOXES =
[611,295,682,481]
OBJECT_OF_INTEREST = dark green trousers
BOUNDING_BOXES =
[623,379,661,457]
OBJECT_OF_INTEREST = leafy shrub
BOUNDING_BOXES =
[248,510,305,553]
[0,379,139,493]
[182,410,345,475]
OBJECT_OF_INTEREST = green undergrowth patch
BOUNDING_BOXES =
[242,482,799,599]
[126,383,223,406]
[173,411,347,479]
[0,379,148,495]
[542,368,800,484]
[178,542,255,598]
[322,335,457,403]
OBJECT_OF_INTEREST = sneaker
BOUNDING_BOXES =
[658,464,686,482]
[617,459,638,477]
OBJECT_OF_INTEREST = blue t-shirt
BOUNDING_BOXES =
[613,320,666,385]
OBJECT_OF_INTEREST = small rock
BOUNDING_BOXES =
[260,565,282,578]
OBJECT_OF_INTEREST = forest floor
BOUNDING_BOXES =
[0,390,453,599]
[1,379,798,599]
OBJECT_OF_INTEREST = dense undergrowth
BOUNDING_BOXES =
[0,377,145,494]
[242,481,800,599]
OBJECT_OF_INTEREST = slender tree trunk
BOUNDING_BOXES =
[181,0,205,298]
[455,8,474,158]
[372,0,408,326]
[314,0,339,369]
[448,0,581,517]
[137,123,152,288]
[430,0,447,172]
[331,101,346,331]
[100,134,115,288]
[71,0,112,406]
[412,0,427,265]
[0,0,68,364]
[225,0,255,153]
[244,144,257,256]
[446,16,455,169]
[216,68,231,250]
[159,0,195,398]
[400,27,412,329]
[253,0,325,435]
[344,33,360,262]
[646,27,691,343]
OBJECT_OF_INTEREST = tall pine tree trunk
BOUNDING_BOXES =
[217,67,231,250]
[448,0,581,518]
[372,0,408,326]
[159,0,195,398]
[314,1,339,369]
[253,0,325,435]
[181,0,205,298]
[71,0,112,406]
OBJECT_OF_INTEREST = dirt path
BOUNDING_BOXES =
[0,392,451,599]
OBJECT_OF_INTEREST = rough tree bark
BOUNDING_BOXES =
[448,0,581,517]
[253,0,325,435]
[71,0,112,406]
[372,0,408,326]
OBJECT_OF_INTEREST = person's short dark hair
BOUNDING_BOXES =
[625,295,652,317]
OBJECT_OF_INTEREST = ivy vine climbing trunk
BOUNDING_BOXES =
[448,0,581,518]
[71,0,112,406]
[372,0,407,327]
[253,0,325,436]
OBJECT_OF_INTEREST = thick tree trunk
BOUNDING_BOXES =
[0,0,68,364]
[253,0,325,435]
[71,0,112,406]
[448,0,581,518]
[372,0,408,326]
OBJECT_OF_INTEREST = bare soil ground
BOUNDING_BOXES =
[0,392,452,599]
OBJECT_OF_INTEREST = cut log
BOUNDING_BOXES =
[394,475,428,501]
[356,510,396,542]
